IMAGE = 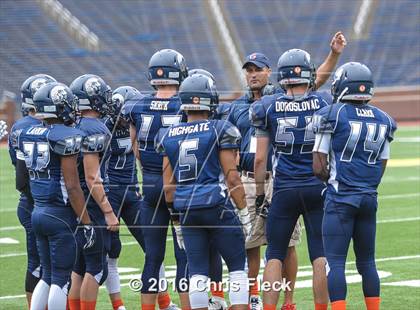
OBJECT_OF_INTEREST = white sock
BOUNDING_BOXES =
[229,270,249,305]
[158,263,166,293]
[189,274,208,309]
[105,258,121,294]
[30,280,50,310]
[48,284,68,309]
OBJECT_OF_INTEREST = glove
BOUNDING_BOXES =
[255,194,269,218]
[173,223,185,250]
[82,224,96,250]
[259,203,269,219]
[238,207,252,240]
[0,120,8,140]
[167,202,180,222]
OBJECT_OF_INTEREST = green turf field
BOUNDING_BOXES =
[0,126,419,309]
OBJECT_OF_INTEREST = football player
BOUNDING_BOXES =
[189,68,227,310]
[68,74,119,310]
[124,49,189,309]
[101,86,145,310]
[312,62,396,310]
[8,74,56,308]
[218,31,346,310]
[16,82,94,310]
[251,49,334,310]
[156,74,251,310]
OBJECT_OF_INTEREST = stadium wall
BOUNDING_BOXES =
[0,86,419,143]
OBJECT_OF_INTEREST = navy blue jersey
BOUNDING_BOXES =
[216,94,282,172]
[250,91,331,189]
[124,94,185,174]
[17,124,85,208]
[75,117,112,192]
[8,116,42,166]
[313,102,397,195]
[156,120,241,211]
[102,117,137,185]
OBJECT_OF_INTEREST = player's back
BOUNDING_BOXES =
[8,116,42,166]
[125,94,184,174]
[317,102,396,194]
[76,117,112,191]
[18,124,84,207]
[251,91,331,188]
[102,117,137,186]
[157,119,241,211]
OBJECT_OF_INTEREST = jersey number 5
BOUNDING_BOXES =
[275,116,315,154]
[178,138,199,182]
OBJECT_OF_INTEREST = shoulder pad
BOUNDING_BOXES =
[52,135,84,155]
[312,104,344,134]
[249,98,271,130]
[48,126,86,155]
[214,102,232,120]
[217,121,241,149]
[82,134,110,153]
[314,91,333,105]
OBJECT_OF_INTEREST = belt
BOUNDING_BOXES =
[242,171,270,180]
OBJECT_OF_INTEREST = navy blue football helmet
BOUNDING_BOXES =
[148,49,188,87]
[33,82,78,125]
[179,74,219,112]
[331,62,374,103]
[188,68,215,83]
[110,86,142,122]
[277,49,316,90]
[20,74,57,116]
[69,74,112,115]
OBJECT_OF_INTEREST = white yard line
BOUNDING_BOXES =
[395,137,420,143]
[1,254,419,301]
[297,254,420,270]
[379,193,420,200]
[377,216,420,224]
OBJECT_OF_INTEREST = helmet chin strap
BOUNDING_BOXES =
[337,87,349,103]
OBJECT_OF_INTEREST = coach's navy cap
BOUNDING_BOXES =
[242,53,270,69]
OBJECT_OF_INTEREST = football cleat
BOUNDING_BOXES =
[162,302,181,310]
[281,303,296,310]
[249,295,262,310]
[208,296,228,310]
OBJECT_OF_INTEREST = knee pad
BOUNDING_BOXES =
[105,258,121,294]
[189,275,209,309]
[25,270,41,293]
[228,270,249,305]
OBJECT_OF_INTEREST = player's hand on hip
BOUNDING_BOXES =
[330,31,347,54]
[173,223,185,250]
[82,224,96,250]
[105,211,119,231]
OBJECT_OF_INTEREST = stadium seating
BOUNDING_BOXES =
[0,0,229,95]
[0,0,418,98]
[223,0,420,87]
